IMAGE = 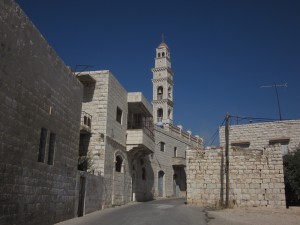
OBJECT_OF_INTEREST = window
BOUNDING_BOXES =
[174,147,177,157]
[38,128,47,162]
[142,167,146,180]
[269,138,290,155]
[162,52,165,57]
[47,133,56,165]
[157,108,163,122]
[157,86,163,100]
[231,141,250,149]
[158,53,161,57]
[115,155,123,172]
[160,142,165,152]
[116,107,123,124]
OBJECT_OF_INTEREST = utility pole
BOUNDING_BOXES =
[225,113,230,208]
[260,83,287,120]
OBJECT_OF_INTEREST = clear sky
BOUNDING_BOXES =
[16,0,300,146]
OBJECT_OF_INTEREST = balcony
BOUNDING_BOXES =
[126,92,154,155]
[80,111,92,134]
[172,157,186,167]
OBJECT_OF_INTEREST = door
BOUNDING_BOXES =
[78,176,86,217]
[158,171,164,197]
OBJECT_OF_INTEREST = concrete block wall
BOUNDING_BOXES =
[186,145,286,208]
[0,1,83,224]
[220,120,300,151]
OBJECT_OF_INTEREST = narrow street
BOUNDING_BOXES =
[56,198,207,225]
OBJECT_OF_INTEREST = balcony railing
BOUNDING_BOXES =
[127,121,154,141]
[80,111,92,133]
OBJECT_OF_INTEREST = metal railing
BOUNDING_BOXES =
[81,111,92,128]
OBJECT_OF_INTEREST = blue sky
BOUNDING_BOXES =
[16,0,300,146]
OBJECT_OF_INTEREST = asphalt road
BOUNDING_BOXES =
[56,198,207,225]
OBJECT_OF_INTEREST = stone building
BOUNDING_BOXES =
[149,41,203,198]
[0,1,83,225]
[75,70,155,209]
[219,120,300,155]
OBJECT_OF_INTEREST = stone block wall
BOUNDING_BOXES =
[186,145,286,208]
[0,1,83,224]
[150,126,197,198]
[219,120,300,151]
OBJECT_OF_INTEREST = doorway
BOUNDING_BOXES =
[158,171,165,197]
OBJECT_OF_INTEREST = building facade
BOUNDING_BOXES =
[76,70,155,209]
[0,1,83,224]
[149,41,203,198]
[219,120,300,155]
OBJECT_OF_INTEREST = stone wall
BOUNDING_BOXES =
[0,1,83,224]
[150,126,203,198]
[219,120,300,152]
[186,146,286,208]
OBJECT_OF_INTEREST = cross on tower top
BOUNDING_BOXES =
[161,34,166,43]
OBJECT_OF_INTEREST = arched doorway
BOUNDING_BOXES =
[158,171,165,197]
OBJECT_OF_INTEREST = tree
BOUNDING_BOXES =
[283,146,300,206]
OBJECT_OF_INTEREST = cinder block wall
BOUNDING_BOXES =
[0,1,83,224]
[186,146,286,208]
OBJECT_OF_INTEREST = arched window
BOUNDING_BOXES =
[162,52,165,57]
[168,87,172,98]
[157,86,163,100]
[157,108,163,122]
[168,109,171,119]
[142,167,146,180]
[115,155,123,172]
[158,53,161,57]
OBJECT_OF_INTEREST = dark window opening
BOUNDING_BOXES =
[142,167,146,180]
[158,53,161,57]
[157,108,163,122]
[157,86,163,100]
[160,142,165,152]
[162,52,165,57]
[47,132,56,165]
[115,155,123,172]
[38,128,47,162]
[116,107,123,124]
[174,147,177,157]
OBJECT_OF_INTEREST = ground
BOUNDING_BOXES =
[206,206,300,225]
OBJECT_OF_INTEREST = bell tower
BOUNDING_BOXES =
[151,39,174,125]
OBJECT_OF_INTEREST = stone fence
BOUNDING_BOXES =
[186,145,286,208]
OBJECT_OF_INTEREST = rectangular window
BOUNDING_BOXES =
[174,147,177,157]
[47,132,56,165]
[116,107,123,124]
[160,142,165,152]
[38,128,48,162]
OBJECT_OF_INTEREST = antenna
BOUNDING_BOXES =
[260,83,287,120]
[74,64,94,76]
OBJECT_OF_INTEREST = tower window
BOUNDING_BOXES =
[160,142,165,152]
[116,107,123,124]
[157,108,163,122]
[162,52,165,57]
[115,155,123,172]
[157,86,163,100]
[174,147,177,157]
[168,109,171,119]
[158,53,161,57]
[168,87,172,98]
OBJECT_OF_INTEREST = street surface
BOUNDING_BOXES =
[56,198,207,225]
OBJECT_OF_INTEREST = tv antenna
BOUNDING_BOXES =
[260,83,287,121]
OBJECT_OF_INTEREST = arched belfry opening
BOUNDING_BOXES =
[157,86,163,100]
[157,108,163,122]
[115,155,123,172]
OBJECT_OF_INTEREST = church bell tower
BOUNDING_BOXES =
[151,39,174,126]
